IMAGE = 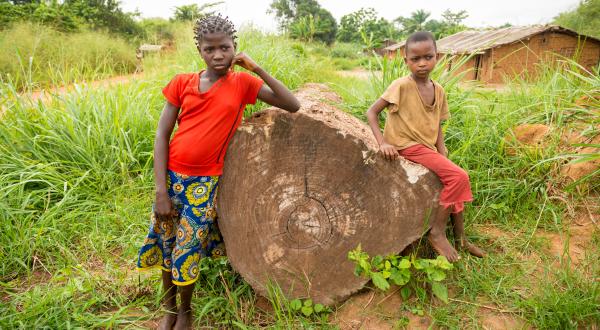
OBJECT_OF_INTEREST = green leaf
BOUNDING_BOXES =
[429,269,446,282]
[435,255,453,270]
[359,258,370,272]
[290,299,302,311]
[372,255,383,268]
[398,258,411,269]
[371,272,390,291]
[400,285,411,300]
[412,259,424,270]
[389,268,410,286]
[301,305,313,316]
[314,303,324,313]
[303,299,313,307]
[431,282,449,303]
[382,270,391,279]
[384,260,391,270]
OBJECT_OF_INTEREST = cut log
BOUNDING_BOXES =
[218,83,442,305]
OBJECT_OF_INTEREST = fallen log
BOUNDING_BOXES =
[218,83,442,305]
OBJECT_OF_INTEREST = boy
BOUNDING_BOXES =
[365,31,484,262]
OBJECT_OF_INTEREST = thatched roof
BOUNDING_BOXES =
[384,25,600,55]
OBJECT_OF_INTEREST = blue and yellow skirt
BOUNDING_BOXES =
[136,170,225,286]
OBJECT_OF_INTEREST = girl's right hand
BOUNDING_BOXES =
[155,191,176,220]
[379,142,399,161]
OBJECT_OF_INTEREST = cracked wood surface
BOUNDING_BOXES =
[217,84,442,305]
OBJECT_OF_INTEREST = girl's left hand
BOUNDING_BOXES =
[230,52,259,72]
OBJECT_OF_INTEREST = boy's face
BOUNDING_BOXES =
[198,32,235,74]
[404,40,437,79]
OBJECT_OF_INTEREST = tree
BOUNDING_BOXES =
[395,9,430,34]
[554,0,600,38]
[337,7,398,48]
[172,2,222,22]
[395,9,468,39]
[268,0,337,44]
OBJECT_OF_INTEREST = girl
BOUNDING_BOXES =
[137,14,300,330]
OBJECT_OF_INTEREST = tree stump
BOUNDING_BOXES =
[218,84,442,305]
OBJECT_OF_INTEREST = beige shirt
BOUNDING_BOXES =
[381,76,449,151]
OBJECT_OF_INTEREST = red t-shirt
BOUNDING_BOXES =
[162,71,263,176]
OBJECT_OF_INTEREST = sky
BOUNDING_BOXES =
[120,0,580,32]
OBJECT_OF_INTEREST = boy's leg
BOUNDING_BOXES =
[451,212,486,257]
[429,203,460,262]
[174,283,195,330]
[158,270,178,330]
[399,144,473,262]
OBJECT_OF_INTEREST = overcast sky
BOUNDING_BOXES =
[121,0,580,32]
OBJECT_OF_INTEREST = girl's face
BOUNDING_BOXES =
[198,32,235,75]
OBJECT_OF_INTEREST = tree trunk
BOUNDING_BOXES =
[218,84,442,305]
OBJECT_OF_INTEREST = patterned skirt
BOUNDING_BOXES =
[136,170,226,286]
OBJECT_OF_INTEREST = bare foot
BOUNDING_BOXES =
[428,232,460,262]
[173,309,193,330]
[457,238,486,258]
[157,311,177,330]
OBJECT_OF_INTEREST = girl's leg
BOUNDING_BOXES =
[158,270,178,330]
[451,212,486,257]
[174,283,195,330]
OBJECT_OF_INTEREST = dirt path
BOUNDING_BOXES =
[336,69,381,80]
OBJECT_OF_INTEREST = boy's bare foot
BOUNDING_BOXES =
[457,238,486,258]
[173,309,193,330]
[157,311,177,330]
[428,232,460,262]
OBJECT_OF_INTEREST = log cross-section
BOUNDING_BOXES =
[218,84,442,305]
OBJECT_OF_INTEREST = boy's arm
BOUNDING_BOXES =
[154,101,179,220]
[435,122,447,157]
[366,98,399,161]
[231,52,300,112]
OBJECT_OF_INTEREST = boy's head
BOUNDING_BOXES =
[193,14,237,74]
[404,31,438,79]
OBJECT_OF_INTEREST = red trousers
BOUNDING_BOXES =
[399,144,473,214]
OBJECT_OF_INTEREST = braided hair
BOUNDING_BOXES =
[193,14,237,50]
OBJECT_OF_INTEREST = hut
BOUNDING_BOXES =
[383,25,600,84]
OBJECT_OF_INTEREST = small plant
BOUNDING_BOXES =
[289,298,331,318]
[348,244,453,303]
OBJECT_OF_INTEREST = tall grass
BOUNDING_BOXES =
[0,22,136,91]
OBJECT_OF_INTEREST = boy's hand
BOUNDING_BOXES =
[230,52,259,72]
[379,142,399,161]
[154,191,177,220]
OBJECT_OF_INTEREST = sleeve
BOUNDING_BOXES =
[380,79,402,113]
[439,90,450,121]
[240,72,264,106]
[162,74,184,107]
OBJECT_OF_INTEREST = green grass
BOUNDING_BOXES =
[0,22,137,91]
[1,26,598,328]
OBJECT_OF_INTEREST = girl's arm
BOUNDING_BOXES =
[154,101,179,220]
[231,52,300,112]
[366,98,399,161]
[435,122,447,157]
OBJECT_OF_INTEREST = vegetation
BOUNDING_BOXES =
[0,1,598,328]
[554,0,600,38]
[268,0,337,44]
[0,22,136,91]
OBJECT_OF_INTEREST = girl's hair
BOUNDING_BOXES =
[193,14,237,49]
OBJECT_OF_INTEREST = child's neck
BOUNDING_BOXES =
[410,73,431,85]
[203,68,227,81]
